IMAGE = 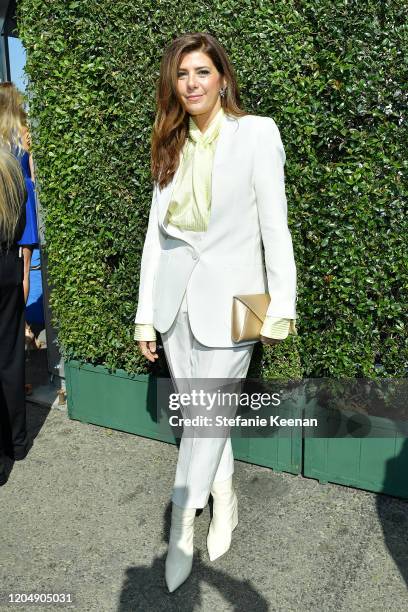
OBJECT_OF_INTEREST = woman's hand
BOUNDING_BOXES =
[260,335,283,346]
[138,340,159,362]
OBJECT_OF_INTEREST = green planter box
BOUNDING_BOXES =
[66,361,407,497]
[303,405,408,499]
[65,360,302,474]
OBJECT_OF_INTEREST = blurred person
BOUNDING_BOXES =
[0,82,39,393]
[0,147,29,486]
[0,84,38,302]
[134,33,297,591]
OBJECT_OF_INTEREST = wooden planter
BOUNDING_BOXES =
[303,403,408,499]
[65,360,302,475]
[65,361,408,498]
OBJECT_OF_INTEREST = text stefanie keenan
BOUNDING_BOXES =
[168,415,318,428]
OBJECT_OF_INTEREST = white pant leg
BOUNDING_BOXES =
[161,290,254,509]
[161,291,192,385]
[213,436,234,483]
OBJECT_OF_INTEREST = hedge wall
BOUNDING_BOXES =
[17,0,406,378]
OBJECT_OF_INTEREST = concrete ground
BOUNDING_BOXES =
[1,349,407,611]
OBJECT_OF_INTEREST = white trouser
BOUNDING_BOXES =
[161,227,254,508]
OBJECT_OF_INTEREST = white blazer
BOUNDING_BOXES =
[134,113,297,348]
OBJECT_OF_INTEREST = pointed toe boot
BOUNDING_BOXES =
[207,477,238,562]
[165,502,197,592]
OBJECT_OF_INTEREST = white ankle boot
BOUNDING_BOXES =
[207,477,238,561]
[165,502,196,592]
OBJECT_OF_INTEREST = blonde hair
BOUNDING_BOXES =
[0,82,27,154]
[0,147,27,247]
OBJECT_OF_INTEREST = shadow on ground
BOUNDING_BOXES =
[118,500,269,611]
[377,439,408,588]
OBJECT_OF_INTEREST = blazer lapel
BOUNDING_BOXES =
[206,113,238,233]
[212,112,237,169]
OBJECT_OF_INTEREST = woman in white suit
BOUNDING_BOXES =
[134,32,297,592]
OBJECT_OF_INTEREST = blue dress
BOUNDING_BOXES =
[15,149,39,247]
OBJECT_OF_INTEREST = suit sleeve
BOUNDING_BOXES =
[253,117,297,319]
[134,185,161,325]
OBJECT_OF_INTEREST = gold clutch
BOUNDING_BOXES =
[231,293,271,342]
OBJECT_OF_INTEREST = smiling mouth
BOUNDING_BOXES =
[187,95,202,100]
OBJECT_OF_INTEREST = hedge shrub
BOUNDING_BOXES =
[17,0,406,378]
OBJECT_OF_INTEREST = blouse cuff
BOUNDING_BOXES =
[260,317,298,340]
[134,324,157,342]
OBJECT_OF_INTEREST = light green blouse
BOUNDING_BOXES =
[135,107,297,342]
[165,105,224,231]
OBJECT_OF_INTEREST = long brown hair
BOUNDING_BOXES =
[0,82,28,154]
[152,33,246,188]
[0,147,27,247]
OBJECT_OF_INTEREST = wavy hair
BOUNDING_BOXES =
[151,32,246,188]
[0,82,27,154]
[0,147,27,247]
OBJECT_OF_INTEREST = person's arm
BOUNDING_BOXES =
[134,186,161,363]
[134,185,160,323]
[253,118,297,333]
[29,153,35,182]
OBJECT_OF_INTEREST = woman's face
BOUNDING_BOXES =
[176,50,226,120]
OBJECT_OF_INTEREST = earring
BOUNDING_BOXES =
[219,86,227,98]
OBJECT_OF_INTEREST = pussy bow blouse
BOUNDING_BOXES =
[135,106,297,341]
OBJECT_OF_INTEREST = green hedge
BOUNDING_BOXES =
[17,1,406,377]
